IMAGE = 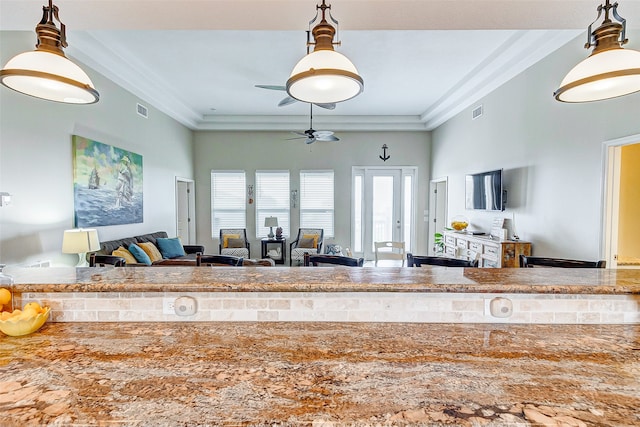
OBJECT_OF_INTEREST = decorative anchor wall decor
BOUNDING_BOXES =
[379,144,390,162]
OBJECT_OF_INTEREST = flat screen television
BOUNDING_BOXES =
[465,169,505,211]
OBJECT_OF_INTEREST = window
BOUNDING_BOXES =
[300,170,334,237]
[211,171,246,237]
[255,170,290,238]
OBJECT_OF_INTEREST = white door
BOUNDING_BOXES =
[353,167,415,261]
[175,178,195,244]
[428,178,448,255]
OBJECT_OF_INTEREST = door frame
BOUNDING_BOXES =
[601,132,640,268]
[175,177,196,245]
[352,166,417,260]
[428,176,448,256]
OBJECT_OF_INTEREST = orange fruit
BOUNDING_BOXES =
[0,288,11,306]
[23,302,43,313]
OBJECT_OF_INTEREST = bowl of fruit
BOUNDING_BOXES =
[0,298,51,337]
[450,216,469,232]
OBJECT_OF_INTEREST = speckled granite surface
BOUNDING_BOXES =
[1,322,638,426]
[7,266,640,294]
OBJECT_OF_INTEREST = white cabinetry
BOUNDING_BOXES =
[443,231,531,268]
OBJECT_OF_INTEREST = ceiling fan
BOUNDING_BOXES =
[287,104,339,144]
[255,85,336,110]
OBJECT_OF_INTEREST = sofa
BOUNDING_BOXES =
[95,231,204,266]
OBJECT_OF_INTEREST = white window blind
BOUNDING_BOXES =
[211,171,246,237]
[300,170,334,237]
[255,170,290,238]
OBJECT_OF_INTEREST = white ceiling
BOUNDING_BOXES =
[2,1,640,131]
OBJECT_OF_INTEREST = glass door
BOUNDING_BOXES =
[352,167,415,261]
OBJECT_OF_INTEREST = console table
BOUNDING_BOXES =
[261,238,286,264]
[443,231,531,268]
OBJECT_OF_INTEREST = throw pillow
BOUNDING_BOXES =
[138,242,164,263]
[128,243,152,265]
[112,247,138,264]
[156,237,186,259]
[302,234,319,248]
[298,237,316,249]
[222,234,240,248]
[227,238,245,248]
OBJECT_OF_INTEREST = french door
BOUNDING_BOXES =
[352,167,416,260]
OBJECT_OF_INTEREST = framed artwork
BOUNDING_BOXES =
[72,135,143,227]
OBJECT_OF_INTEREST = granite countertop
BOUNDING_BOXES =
[6,266,640,295]
[1,322,638,426]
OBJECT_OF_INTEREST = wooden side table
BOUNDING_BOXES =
[261,238,286,264]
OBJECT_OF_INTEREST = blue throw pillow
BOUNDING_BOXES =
[128,243,152,265]
[156,237,186,259]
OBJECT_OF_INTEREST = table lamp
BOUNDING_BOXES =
[62,228,100,267]
[264,217,278,240]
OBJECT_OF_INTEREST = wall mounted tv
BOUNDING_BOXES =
[465,169,506,211]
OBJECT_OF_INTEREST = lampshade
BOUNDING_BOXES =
[287,50,363,104]
[286,0,363,104]
[554,0,640,102]
[62,229,100,267]
[264,217,279,228]
[0,0,99,104]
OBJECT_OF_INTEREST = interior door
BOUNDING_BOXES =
[175,178,195,244]
[428,178,448,255]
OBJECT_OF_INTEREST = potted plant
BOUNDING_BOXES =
[434,232,445,255]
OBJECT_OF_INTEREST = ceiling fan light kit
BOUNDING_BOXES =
[286,0,363,104]
[288,104,339,144]
[0,0,99,104]
[554,0,640,102]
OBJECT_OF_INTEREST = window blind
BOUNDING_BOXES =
[211,171,246,237]
[255,170,290,238]
[300,170,334,237]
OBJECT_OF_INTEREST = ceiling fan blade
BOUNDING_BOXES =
[313,130,334,138]
[255,85,286,91]
[314,103,336,110]
[278,96,298,107]
[317,135,340,142]
[285,136,306,140]
[305,137,316,144]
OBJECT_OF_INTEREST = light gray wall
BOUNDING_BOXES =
[431,31,640,260]
[193,131,431,258]
[0,32,194,266]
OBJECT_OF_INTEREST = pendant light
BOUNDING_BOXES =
[0,0,99,104]
[286,0,363,104]
[554,0,640,102]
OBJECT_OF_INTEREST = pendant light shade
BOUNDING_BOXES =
[0,0,99,104]
[554,0,640,102]
[288,50,363,104]
[286,0,363,104]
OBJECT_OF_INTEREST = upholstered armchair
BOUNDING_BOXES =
[289,228,324,266]
[219,229,250,259]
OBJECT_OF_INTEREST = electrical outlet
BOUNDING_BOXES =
[163,298,175,315]
[489,297,513,318]
[174,296,197,316]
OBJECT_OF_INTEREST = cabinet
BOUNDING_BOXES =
[443,231,531,268]
[261,238,286,265]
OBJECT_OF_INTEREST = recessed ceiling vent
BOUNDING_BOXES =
[472,105,483,120]
[136,103,148,118]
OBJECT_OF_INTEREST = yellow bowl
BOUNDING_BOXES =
[451,221,469,231]
[0,307,50,337]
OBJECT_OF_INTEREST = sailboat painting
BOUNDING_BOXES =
[72,135,143,227]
